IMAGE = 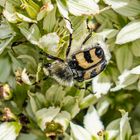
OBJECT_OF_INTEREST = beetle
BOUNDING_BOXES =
[43,19,107,86]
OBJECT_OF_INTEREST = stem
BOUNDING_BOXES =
[99,6,111,14]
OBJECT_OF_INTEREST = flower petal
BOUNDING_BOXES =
[0,122,21,140]
[35,107,60,130]
[84,106,104,137]
[70,122,92,140]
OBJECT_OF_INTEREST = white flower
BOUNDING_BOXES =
[70,107,132,140]
[70,106,104,140]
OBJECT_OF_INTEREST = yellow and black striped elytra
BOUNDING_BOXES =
[45,44,106,86]
[44,19,107,86]
[68,45,106,82]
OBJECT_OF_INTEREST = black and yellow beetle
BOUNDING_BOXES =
[44,19,107,86]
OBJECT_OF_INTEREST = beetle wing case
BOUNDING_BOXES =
[68,45,107,82]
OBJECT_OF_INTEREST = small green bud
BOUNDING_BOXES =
[0,84,12,100]
[45,121,63,137]
[15,69,22,85]
[87,18,100,31]
[0,108,17,122]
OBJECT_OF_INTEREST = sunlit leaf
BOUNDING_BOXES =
[80,94,98,109]
[116,20,140,44]
[3,1,18,23]
[16,13,37,23]
[0,56,11,82]
[105,130,119,140]
[131,65,140,74]
[96,99,110,116]
[56,0,69,19]
[67,0,99,16]
[111,70,139,91]
[115,45,133,72]
[104,0,140,17]
[131,39,140,57]
[0,36,14,54]
[43,6,56,32]
[18,23,39,45]
[0,0,6,7]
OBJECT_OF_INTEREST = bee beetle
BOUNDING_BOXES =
[44,20,107,86]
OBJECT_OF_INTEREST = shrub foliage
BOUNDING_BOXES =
[0,0,140,140]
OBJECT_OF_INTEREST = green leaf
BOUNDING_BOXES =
[96,98,110,116]
[0,0,6,7]
[6,0,21,6]
[116,20,140,44]
[17,54,37,71]
[115,45,133,72]
[18,23,39,45]
[80,94,98,109]
[0,56,11,82]
[138,80,140,92]
[106,118,120,130]
[0,122,21,140]
[67,0,99,16]
[105,130,119,140]
[97,29,118,40]
[13,84,28,110]
[131,39,140,57]
[131,133,140,140]
[29,24,41,40]
[0,36,14,54]
[119,70,139,87]
[111,70,139,91]
[95,9,121,28]
[0,19,13,39]
[29,92,46,113]
[43,6,56,33]
[45,84,66,106]
[104,0,140,17]
[56,0,73,33]
[69,16,86,40]
[3,1,18,23]
[20,0,40,19]
[62,96,80,118]
[56,0,69,19]
[16,13,37,23]
[17,133,39,140]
